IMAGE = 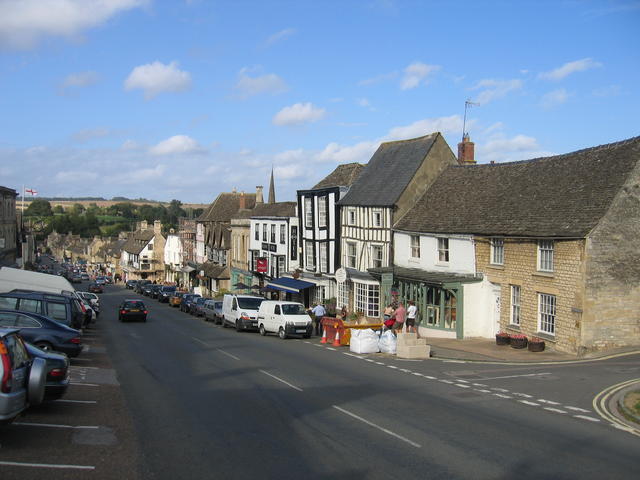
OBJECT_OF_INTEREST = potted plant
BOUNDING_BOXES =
[510,333,528,349]
[528,336,546,352]
[495,331,510,346]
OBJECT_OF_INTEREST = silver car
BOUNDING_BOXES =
[203,300,223,324]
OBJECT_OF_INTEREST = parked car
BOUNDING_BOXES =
[0,291,85,330]
[70,274,83,284]
[204,300,224,324]
[149,284,163,300]
[141,283,155,296]
[118,300,147,322]
[158,286,177,303]
[24,342,69,402]
[169,292,184,308]
[94,276,107,286]
[180,294,201,312]
[222,294,264,331]
[78,292,100,316]
[88,283,103,294]
[126,280,138,290]
[193,297,211,317]
[0,310,83,357]
[80,273,90,281]
[257,301,313,339]
[0,328,47,424]
[135,280,152,294]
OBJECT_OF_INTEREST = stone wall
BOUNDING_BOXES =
[477,236,585,354]
[582,159,640,352]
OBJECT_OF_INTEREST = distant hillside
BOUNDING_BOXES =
[19,198,208,210]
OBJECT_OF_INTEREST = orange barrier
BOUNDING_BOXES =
[320,317,345,346]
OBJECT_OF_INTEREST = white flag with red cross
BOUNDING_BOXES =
[25,188,37,196]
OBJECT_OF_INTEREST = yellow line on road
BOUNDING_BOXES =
[592,378,640,437]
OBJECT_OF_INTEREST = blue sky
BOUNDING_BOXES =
[1,0,638,203]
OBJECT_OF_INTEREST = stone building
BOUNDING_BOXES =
[120,220,166,282]
[0,186,18,267]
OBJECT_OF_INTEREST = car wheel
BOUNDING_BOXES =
[259,324,266,336]
[278,327,287,340]
[235,321,242,332]
[303,334,311,339]
[222,320,227,328]
[35,341,53,351]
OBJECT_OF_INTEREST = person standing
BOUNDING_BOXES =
[311,303,326,336]
[392,302,406,334]
[406,300,418,337]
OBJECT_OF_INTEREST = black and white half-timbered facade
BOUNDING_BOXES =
[337,133,458,319]
[297,163,364,305]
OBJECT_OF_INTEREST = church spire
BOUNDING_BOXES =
[268,167,276,204]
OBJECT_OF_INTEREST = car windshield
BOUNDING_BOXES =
[124,301,144,309]
[281,304,308,315]
[214,302,223,309]
[237,297,264,309]
[162,286,176,292]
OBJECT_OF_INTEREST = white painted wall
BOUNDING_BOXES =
[462,277,495,338]
[164,234,183,267]
[394,232,476,274]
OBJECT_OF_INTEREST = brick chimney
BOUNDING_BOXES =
[239,191,246,210]
[457,134,476,165]
[140,220,148,230]
[153,220,162,235]
[256,185,264,204]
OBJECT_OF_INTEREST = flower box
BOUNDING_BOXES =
[528,337,546,352]
[510,334,528,349]
[495,332,510,346]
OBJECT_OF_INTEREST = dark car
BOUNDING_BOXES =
[88,283,103,294]
[0,310,83,357]
[180,294,201,312]
[0,329,47,424]
[70,274,83,284]
[118,300,147,322]
[191,297,210,316]
[149,284,163,299]
[141,283,155,296]
[126,280,138,290]
[0,291,86,330]
[158,286,177,303]
[24,342,69,402]
[135,280,152,294]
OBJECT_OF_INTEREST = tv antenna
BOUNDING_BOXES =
[462,99,479,141]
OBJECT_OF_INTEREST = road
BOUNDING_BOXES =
[97,286,639,479]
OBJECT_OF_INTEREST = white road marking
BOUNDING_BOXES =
[475,389,492,393]
[565,406,591,413]
[574,415,601,422]
[70,382,99,387]
[455,384,471,389]
[412,372,424,377]
[472,383,487,387]
[54,399,97,404]
[303,341,312,344]
[399,368,412,373]
[332,405,421,449]
[491,388,510,393]
[0,461,95,470]
[387,365,398,369]
[443,360,466,363]
[365,359,375,362]
[216,349,240,361]
[480,372,550,381]
[192,337,209,347]
[493,393,512,399]
[511,393,533,398]
[456,379,469,383]
[375,362,385,365]
[312,344,323,348]
[259,370,303,392]
[424,375,437,380]
[439,379,454,384]
[69,366,99,370]
[327,347,337,351]
[13,422,99,429]
[544,407,567,414]
[343,353,358,357]
[538,399,561,405]
[518,400,540,407]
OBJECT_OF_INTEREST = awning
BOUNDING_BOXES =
[181,265,195,273]
[266,277,316,293]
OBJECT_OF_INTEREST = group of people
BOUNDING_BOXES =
[383,300,419,336]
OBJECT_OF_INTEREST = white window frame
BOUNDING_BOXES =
[537,240,554,272]
[313,286,326,305]
[277,256,286,276]
[410,235,420,259]
[305,240,315,269]
[318,196,327,228]
[354,282,379,317]
[319,243,328,273]
[279,224,286,244]
[262,224,267,242]
[491,238,504,265]
[255,224,259,241]
[337,280,349,309]
[372,210,382,228]
[510,285,521,325]
[538,293,556,335]
[371,244,383,268]
[304,197,313,228]
[437,237,449,264]
[346,242,357,268]
[347,208,356,226]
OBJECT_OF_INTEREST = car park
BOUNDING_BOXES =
[222,294,264,331]
[118,300,148,322]
[126,279,138,290]
[203,300,223,323]
[158,285,177,303]
[257,301,313,339]
[193,297,211,317]
[0,291,86,330]
[180,293,201,312]
[169,291,184,307]
[88,282,103,294]
[0,310,83,357]
[24,341,69,402]
[0,328,47,424]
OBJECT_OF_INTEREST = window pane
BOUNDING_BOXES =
[510,285,520,325]
[47,303,68,322]
[18,299,41,313]
[539,293,556,334]
[318,197,327,228]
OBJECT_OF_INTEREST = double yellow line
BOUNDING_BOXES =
[593,378,640,437]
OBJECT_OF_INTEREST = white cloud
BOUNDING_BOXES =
[400,62,441,90]
[315,140,378,164]
[265,28,296,47]
[149,135,203,155]
[106,164,166,185]
[274,164,306,180]
[478,134,555,163]
[234,68,287,99]
[358,71,398,86]
[72,127,110,143]
[274,149,305,163]
[538,58,602,81]
[471,79,523,104]
[540,88,569,109]
[384,116,463,140]
[592,84,622,97]
[121,139,140,150]
[125,61,192,99]
[0,0,147,50]
[54,170,98,183]
[273,102,326,126]
[61,70,99,89]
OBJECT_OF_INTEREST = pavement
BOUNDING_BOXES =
[424,335,640,363]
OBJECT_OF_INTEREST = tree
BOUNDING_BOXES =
[167,199,185,224]
[52,205,64,214]
[25,199,52,217]
[71,203,85,215]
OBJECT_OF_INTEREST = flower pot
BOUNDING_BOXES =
[528,341,545,352]
[510,336,528,349]
[495,334,510,346]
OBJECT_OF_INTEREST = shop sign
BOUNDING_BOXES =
[335,267,347,283]
[256,257,268,273]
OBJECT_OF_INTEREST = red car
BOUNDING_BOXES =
[88,283,103,294]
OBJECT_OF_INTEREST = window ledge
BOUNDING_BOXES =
[533,271,554,279]
[535,331,556,342]
[506,325,521,332]
[487,264,504,270]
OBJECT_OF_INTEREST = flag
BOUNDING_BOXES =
[25,188,37,196]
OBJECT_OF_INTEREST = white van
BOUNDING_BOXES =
[222,294,264,331]
[257,301,313,339]
[0,267,75,296]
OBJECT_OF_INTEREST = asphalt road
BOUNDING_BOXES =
[97,286,639,480]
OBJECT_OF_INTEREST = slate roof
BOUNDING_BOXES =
[122,230,155,255]
[394,136,640,238]
[250,202,297,218]
[312,163,365,189]
[338,133,439,207]
[198,192,257,222]
[369,266,482,285]
[201,263,230,279]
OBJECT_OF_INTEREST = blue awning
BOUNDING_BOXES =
[266,277,316,293]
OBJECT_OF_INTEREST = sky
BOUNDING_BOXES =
[0,0,638,204]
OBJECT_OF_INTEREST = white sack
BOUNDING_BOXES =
[349,328,380,354]
[378,330,397,354]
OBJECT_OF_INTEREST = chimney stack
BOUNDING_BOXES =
[239,191,246,210]
[140,220,148,230]
[154,220,162,235]
[256,186,264,204]
[457,133,476,165]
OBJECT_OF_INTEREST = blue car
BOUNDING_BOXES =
[0,310,83,357]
